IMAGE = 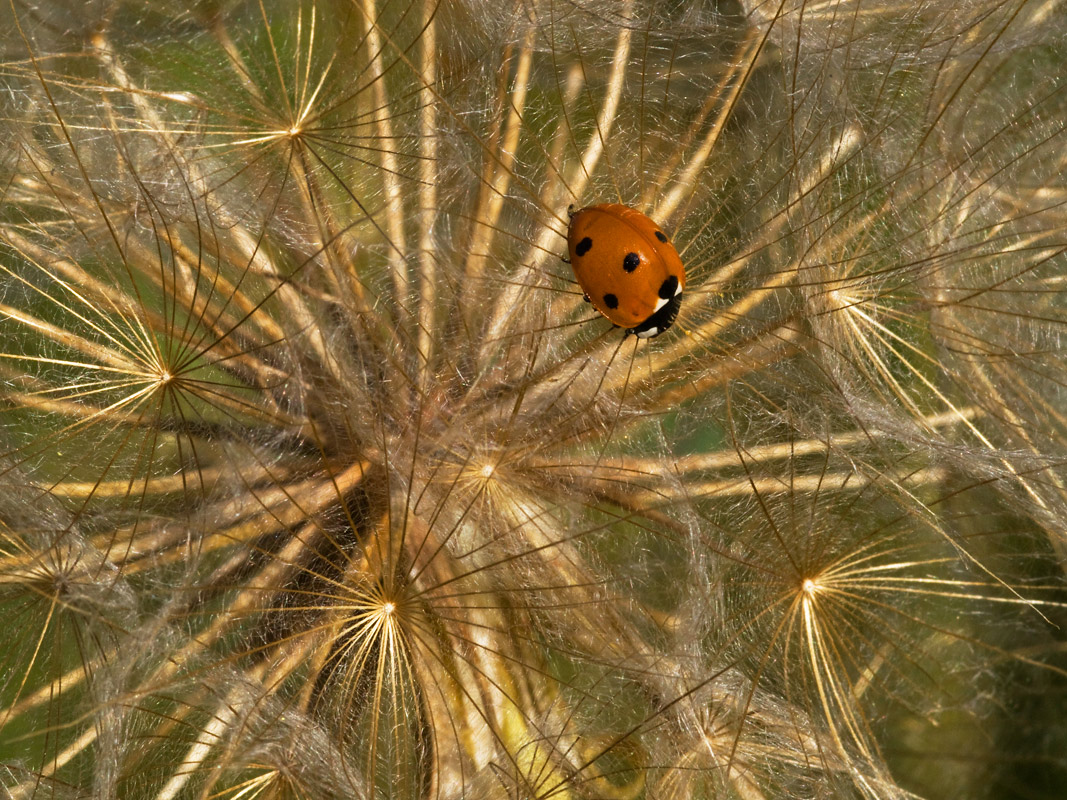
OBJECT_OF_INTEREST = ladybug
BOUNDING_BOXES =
[566,203,685,338]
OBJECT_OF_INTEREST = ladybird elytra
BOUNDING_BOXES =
[565,203,685,338]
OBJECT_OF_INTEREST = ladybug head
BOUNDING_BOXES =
[629,276,682,339]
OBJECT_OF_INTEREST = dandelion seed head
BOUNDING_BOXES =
[3,1,1067,797]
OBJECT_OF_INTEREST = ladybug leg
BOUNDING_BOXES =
[561,254,570,264]
[582,293,590,303]
[567,203,576,218]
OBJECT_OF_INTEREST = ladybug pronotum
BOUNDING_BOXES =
[566,203,685,338]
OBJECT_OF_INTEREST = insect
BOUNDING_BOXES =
[566,203,685,338]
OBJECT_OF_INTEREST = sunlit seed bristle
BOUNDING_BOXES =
[826,288,859,312]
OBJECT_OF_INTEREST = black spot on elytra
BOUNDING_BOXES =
[658,275,679,299]
[622,252,640,272]
[575,237,592,256]
[603,293,619,309]
[655,230,668,243]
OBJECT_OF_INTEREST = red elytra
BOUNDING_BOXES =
[566,203,685,338]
